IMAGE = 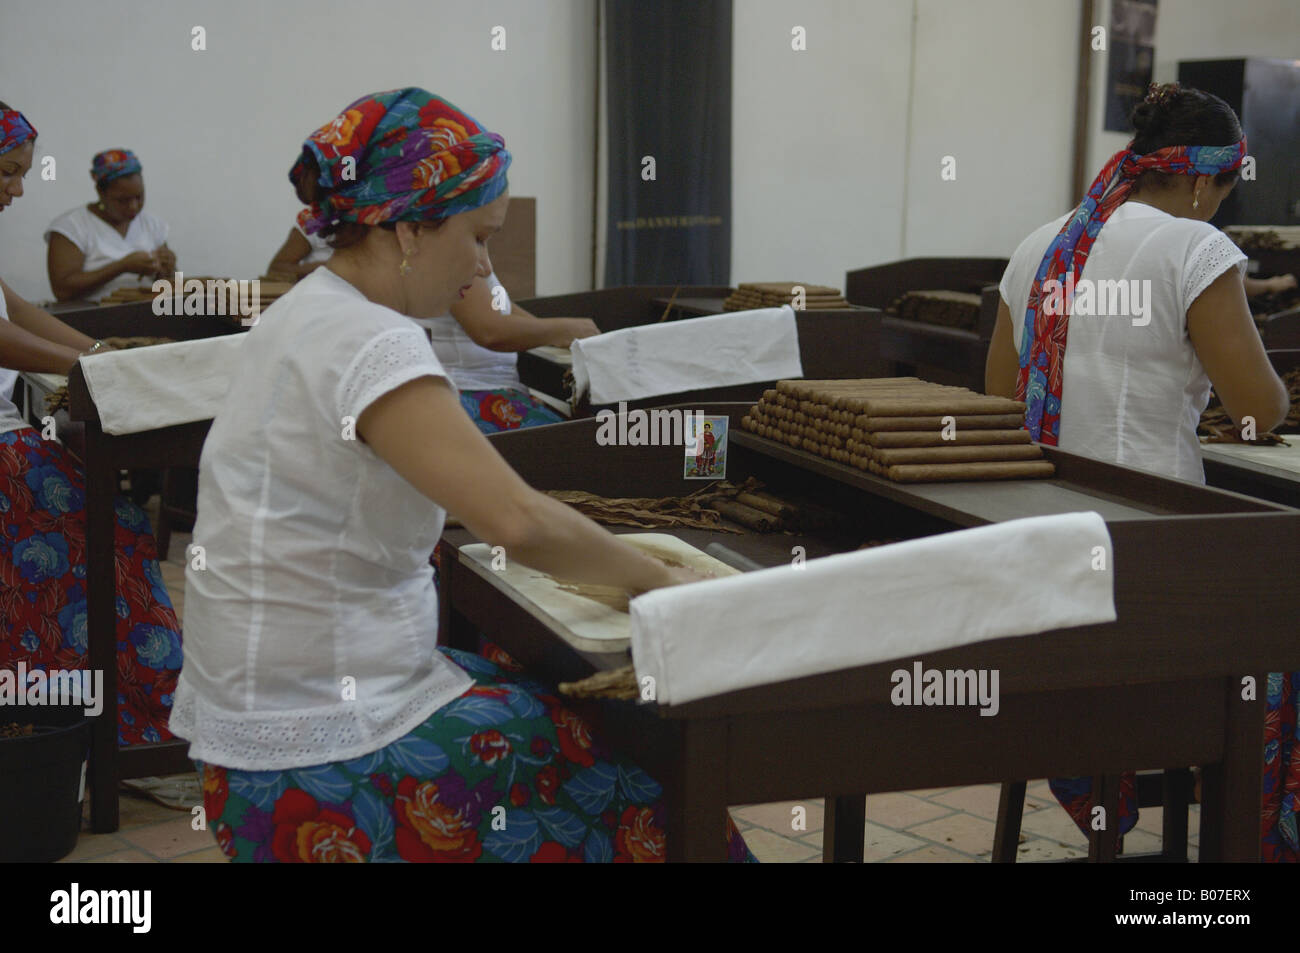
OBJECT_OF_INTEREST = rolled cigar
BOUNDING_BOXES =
[712,499,781,531]
[872,444,1043,465]
[736,492,797,520]
[857,413,1027,432]
[869,429,1032,448]
[886,460,1056,483]
[846,397,1028,416]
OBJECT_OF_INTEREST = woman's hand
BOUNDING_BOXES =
[154,244,177,276]
[120,250,160,277]
[1267,273,1297,294]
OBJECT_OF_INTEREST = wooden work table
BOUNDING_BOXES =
[515,286,886,414]
[438,402,1299,862]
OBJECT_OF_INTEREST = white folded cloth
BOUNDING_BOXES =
[79,334,245,434]
[569,307,803,404]
[629,511,1116,706]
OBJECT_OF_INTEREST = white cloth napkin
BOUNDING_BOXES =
[79,334,245,434]
[629,512,1116,706]
[569,307,803,404]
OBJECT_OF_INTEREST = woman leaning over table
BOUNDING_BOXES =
[171,88,753,863]
[46,148,176,301]
[985,83,1294,861]
[0,104,183,744]
[409,270,597,433]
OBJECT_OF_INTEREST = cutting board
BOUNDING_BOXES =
[459,533,741,652]
[1201,440,1300,477]
[527,345,573,365]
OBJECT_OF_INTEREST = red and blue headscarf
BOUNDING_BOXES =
[1016,138,1246,444]
[1,108,37,156]
[91,149,143,187]
[290,87,511,235]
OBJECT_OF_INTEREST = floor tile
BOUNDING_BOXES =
[739,827,820,863]
[732,799,824,835]
[908,811,997,857]
[863,792,953,829]
[885,844,978,863]
[170,846,229,863]
[57,832,130,862]
[84,849,157,863]
[1014,838,1087,862]
[930,784,1005,820]
[118,816,214,859]
[1018,801,1089,848]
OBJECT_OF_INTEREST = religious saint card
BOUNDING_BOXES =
[684,415,727,479]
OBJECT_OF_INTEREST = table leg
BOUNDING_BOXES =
[1204,672,1264,862]
[86,430,120,833]
[1087,773,1121,862]
[992,781,1027,863]
[822,795,866,863]
[664,719,729,862]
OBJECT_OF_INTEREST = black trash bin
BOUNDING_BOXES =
[0,703,93,863]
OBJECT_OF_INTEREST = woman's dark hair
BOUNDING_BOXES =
[1129,83,1242,191]
[0,101,11,111]
[291,154,442,250]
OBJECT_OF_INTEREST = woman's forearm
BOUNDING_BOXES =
[4,288,96,351]
[0,318,83,375]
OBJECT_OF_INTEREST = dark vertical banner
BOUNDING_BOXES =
[604,0,731,286]
[1103,0,1158,132]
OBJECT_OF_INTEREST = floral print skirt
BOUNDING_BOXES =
[460,388,564,434]
[194,646,756,862]
[0,428,182,744]
[1049,671,1298,862]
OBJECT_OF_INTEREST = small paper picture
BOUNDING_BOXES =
[684,415,727,479]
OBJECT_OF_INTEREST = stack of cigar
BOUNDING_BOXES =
[99,278,294,311]
[723,282,852,311]
[889,290,983,331]
[740,378,1055,483]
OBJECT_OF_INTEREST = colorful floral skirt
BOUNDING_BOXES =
[0,428,182,745]
[460,388,564,434]
[195,647,756,862]
[1049,671,1298,862]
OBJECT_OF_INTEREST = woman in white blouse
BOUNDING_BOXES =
[986,83,1293,861]
[46,149,176,301]
[172,88,753,863]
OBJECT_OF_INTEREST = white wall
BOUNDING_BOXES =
[729,0,1079,288]
[0,0,596,302]
[1,0,1294,304]
[730,0,914,290]
[1087,0,1300,178]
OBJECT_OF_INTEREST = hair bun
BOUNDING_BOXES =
[1130,101,1161,134]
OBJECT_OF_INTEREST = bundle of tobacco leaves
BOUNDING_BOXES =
[0,723,34,738]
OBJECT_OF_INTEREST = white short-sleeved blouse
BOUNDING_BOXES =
[999,202,1245,483]
[0,288,28,435]
[169,266,472,770]
[409,272,523,392]
[45,205,170,298]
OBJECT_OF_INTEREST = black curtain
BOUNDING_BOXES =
[604,0,732,286]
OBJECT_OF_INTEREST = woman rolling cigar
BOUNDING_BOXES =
[408,271,598,433]
[986,83,1295,861]
[172,88,752,863]
[0,105,183,747]
[46,149,176,301]
[265,217,333,281]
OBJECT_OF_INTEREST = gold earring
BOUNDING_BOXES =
[399,256,411,276]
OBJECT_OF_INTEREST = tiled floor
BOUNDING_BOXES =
[59,502,1199,863]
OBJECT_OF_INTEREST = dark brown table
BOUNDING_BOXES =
[53,301,241,832]
[439,403,1299,862]
[515,286,886,414]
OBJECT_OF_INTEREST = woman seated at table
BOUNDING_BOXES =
[410,272,598,433]
[0,105,183,746]
[986,82,1294,861]
[265,216,333,281]
[172,88,752,863]
[46,149,175,301]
